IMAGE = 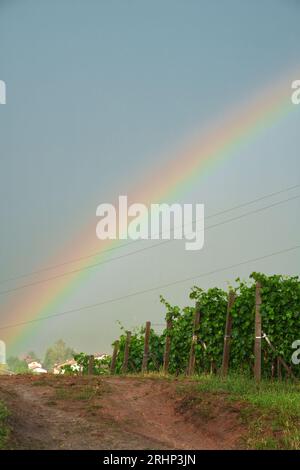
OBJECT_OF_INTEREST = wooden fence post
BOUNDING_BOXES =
[142,321,151,373]
[210,360,216,375]
[277,357,282,381]
[262,331,294,379]
[254,281,262,382]
[221,291,236,377]
[187,303,201,376]
[122,331,131,374]
[88,355,94,375]
[110,340,119,374]
[163,318,172,374]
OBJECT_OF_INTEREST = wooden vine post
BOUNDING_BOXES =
[277,357,282,381]
[88,354,94,375]
[122,331,131,374]
[163,317,173,374]
[110,340,119,374]
[142,321,151,373]
[187,303,201,376]
[254,281,262,383]
[221,290,236,377]
[262,331,294,379]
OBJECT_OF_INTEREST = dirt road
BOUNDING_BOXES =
[0,375,245,450]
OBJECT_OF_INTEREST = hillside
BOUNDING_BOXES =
[0,374,299,450]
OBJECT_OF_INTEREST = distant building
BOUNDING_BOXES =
[94,353,109,361]
[53,359,81,375]
[28,361,47,374]
[53,353,109,374]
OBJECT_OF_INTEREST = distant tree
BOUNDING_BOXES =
[7,356,28,374]
[43,340,75,371]
[25,350,41,364]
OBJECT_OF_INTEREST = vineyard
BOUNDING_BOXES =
[66,272,300,381]
[2,272,300,451]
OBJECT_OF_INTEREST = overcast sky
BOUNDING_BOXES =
[0,0,299,357]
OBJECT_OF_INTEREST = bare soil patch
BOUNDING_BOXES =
[0,375,246,450]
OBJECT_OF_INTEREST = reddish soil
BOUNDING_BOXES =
[0,375,246,450]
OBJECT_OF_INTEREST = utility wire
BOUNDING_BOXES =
[0,183,299,286]
[0,192,299,296]
[0,244,298,331]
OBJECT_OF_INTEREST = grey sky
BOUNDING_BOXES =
[0,0,299,357]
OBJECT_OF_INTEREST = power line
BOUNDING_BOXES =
[1,183,299,286]
[0,244,298,331]
[0,192,299,296]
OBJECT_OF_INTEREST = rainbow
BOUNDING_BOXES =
[1,72,298,353]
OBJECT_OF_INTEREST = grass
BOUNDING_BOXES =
[0,401,10,449]
[122,370,300,448]
[190,373,300,449]
[54,384,103,401]
[194,373,300,416]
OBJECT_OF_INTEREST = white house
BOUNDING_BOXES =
[53,353,109,374]
[94,353,109,361]
[53,359,81,375]
[28,361,47,374]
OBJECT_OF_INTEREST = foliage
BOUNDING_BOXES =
[0,401,9,449]
[254,272,300,377]
[158,287,228,374]
[160,297,194,374]
[112,273,300,378]
[190,287,228,371]
[114,324,165,374]
[61,353,111,375]
[229,273,300,377]
[192,372,300,449]
[26,350,41,363]
[58,273,299,378]
[7,350,42,374]
[43,339,75,371]
[6,356,28,374]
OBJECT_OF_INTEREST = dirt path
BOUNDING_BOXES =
[0,375,245,450]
